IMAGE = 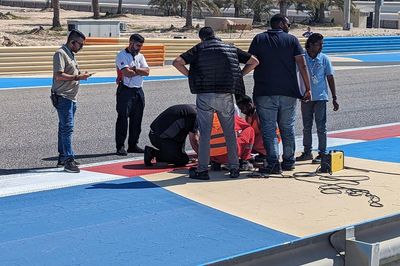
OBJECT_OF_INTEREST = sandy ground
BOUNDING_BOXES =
[1,5,400,47]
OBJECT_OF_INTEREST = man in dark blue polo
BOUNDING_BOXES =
[248,14,311,174]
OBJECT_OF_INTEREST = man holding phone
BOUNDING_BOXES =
[115,33,150,156]
[51,29,91,173]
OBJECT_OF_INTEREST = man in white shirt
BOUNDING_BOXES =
[115,33,150,156]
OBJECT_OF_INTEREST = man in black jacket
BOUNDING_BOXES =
[144,104,198,167]
[173,26,259,180]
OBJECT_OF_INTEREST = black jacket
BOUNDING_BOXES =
[188,38,245,96]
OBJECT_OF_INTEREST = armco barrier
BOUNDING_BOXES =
[0,44,165,75]
[1,36,399,76]
[85,37,307,60]
[84,38,264,60]
[322,36,400,54]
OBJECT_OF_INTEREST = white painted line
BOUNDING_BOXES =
[0,170,126,198]
[327,122,400,134]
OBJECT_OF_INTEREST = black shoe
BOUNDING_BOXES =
[144,146,154,166]
[127,145,144,153]
[259,163,282,174]
[116,147,128,156]
[229,168,240,178]
[296,152,313,161]
[64,158,80,173]
[312,153,323,164]
[189,167,210,180]
[254,154,267,163]
[210,161,222,171]
[281,164,295,171]
[239,159,254,171]
[57,159,80,168]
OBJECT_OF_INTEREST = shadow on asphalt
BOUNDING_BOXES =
[41,152,117,161]
[0,167,55,176]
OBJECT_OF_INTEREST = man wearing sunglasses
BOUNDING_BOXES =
[51,29,92,173]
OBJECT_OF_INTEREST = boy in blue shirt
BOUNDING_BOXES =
[296,33,339,164]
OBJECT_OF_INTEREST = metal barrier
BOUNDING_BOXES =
[0,44,165,75]
[322,36,400,54]
[1,36,399,75]
[209,213,400,266]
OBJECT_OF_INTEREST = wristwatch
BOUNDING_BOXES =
[332,95,337,100]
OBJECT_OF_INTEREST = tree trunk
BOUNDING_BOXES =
[92,0,100,19]
[117,0,123,14]
[319,2,325,23]
[52,0,61,28]
[234,4,240,17]
[185,0,193,28]
[279,1,288,17]
[253,10,262,23]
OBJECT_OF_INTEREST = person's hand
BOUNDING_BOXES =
[333,99,339,111]
[78,72,91,80]
[302,90,311,102]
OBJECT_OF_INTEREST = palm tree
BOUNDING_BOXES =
[117,0,123,14]
[278,0,289,16]
[246,0,273,23]
[52,0,61,29]
[149,0,185,16]
[220,0,245,17]
[92,0,100,19]
[185,0,193,28]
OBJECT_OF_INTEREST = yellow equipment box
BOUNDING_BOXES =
[320,150,344,174]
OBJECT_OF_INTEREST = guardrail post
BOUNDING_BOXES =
[345,226,380,266]
[374,0,383,28]
[343,0,352,30]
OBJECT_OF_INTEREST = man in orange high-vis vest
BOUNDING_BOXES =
[237,95,281,162]
[209,113,255,171]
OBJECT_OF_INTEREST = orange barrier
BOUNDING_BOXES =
[139,45,165,67]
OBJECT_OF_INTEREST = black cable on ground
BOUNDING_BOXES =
[248,164,384,207]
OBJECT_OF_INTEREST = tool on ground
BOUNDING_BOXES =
[320,150,344,174]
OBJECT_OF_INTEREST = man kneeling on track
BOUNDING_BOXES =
[144,104,198,167]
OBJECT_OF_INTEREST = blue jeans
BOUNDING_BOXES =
[57,97,76,162]
[254,95,297,167]
[301,100,327,154]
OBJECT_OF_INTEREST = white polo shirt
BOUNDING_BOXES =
[116,49,149,88]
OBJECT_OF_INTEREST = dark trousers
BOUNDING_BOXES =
[149,132,189,166]
[301,100,327,154]
[115,85,144,149]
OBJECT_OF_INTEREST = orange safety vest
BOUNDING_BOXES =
[210,113,228,157]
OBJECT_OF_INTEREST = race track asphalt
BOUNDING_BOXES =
[0,66,399,172]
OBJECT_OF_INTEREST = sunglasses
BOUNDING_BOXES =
[73,40,84,47]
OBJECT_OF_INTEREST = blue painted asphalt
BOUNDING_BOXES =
[0,177,296,266]
[330,137,400,163]
[341,52,400,62]
[0,76,186,90]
